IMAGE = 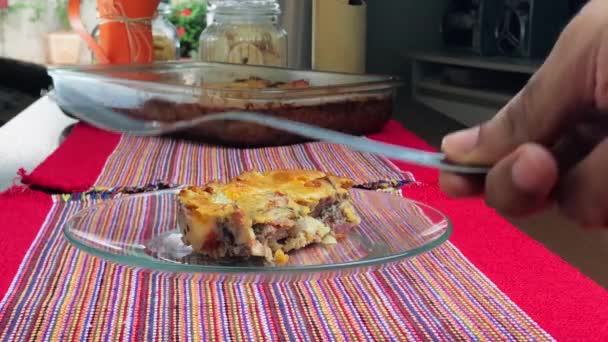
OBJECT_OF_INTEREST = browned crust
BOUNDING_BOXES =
[116,96,393,147]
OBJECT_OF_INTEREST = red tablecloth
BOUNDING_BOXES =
[1,120,606,341]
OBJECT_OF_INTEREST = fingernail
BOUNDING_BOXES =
[511,152,540,192]
[441,126,480,155]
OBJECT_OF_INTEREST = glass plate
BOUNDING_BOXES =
[63,188,451,279]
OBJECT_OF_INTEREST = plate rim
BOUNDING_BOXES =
[62,188,452,274]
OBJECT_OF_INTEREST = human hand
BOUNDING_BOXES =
[439,0,608,227]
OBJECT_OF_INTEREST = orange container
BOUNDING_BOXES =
[68,0,160,64]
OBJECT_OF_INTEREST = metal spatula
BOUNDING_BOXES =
[49,91,489,175]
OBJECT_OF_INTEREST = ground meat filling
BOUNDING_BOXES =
[252,196,358,254]
[310,196,355,233]
[253,224,290,246]
[182,196,355,261]
[193,220,252,259]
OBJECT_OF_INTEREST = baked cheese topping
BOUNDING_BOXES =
[177,170,360,265]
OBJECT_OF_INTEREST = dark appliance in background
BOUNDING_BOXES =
[441,0,501,56]
[441,0,570,59]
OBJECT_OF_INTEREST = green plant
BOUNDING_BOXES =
[55,0,69,30]
[7,0,46,22]
[169,0,206,58]
[6,0,69,29]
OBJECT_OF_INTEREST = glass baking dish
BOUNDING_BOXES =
[48,61,403,147]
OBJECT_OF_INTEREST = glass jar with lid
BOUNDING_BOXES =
[199,0,287,67]
[152,1,181,61]
[90,1,180,62]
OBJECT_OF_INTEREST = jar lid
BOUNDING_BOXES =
[209,0,281,15]
[157,2,171,16]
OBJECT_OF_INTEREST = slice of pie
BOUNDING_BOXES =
[177,170,361,265]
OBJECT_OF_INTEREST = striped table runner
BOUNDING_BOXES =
[0,133,558,340]
[93,135,410,189]
[0,194,552,341]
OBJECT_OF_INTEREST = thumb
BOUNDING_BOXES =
[441,9,602,166]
